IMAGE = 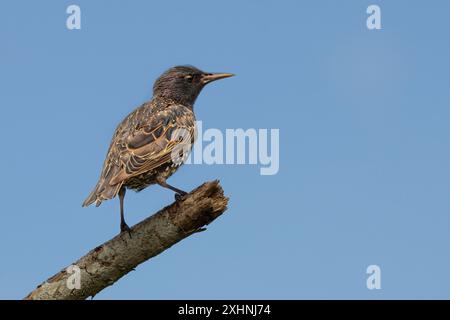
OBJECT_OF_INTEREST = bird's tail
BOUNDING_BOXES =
[82,179,122,207]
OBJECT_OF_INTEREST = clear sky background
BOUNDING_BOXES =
[1,0,450,299]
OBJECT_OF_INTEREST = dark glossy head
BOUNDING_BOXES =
[153,65,234,106]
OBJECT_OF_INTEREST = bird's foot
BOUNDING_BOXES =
[175,191,187,201]
[120,223,132,238]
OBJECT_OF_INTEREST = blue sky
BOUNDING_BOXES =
[1,0,450,299]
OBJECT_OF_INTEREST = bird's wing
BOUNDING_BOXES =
[109,106,196,186]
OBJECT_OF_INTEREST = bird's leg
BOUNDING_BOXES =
[119,187,132,238]
[156,177,187,201]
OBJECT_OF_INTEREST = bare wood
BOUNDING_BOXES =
[24,180,228,300]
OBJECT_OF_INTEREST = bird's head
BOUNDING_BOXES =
[153,65,234,106]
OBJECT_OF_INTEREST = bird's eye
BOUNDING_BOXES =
[184,75,194,82]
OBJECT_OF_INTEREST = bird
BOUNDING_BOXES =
[82,65,233,234]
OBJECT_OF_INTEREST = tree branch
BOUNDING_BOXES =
[24,180,228,300]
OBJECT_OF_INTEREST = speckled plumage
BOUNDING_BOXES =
[82,99,196,207]
[82,65,233,233]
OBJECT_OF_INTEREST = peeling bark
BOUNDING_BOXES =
[24,180,228,300]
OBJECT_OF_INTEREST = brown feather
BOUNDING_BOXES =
[83,99,196,206]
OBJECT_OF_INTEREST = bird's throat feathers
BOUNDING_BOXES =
[153,85,201,108]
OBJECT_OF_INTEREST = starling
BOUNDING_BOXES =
[82,65,233,233]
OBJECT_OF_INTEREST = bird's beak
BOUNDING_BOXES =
[201,73,234,84]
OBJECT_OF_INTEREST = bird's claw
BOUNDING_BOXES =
[120,223,132,238]
[175,192,187,201]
